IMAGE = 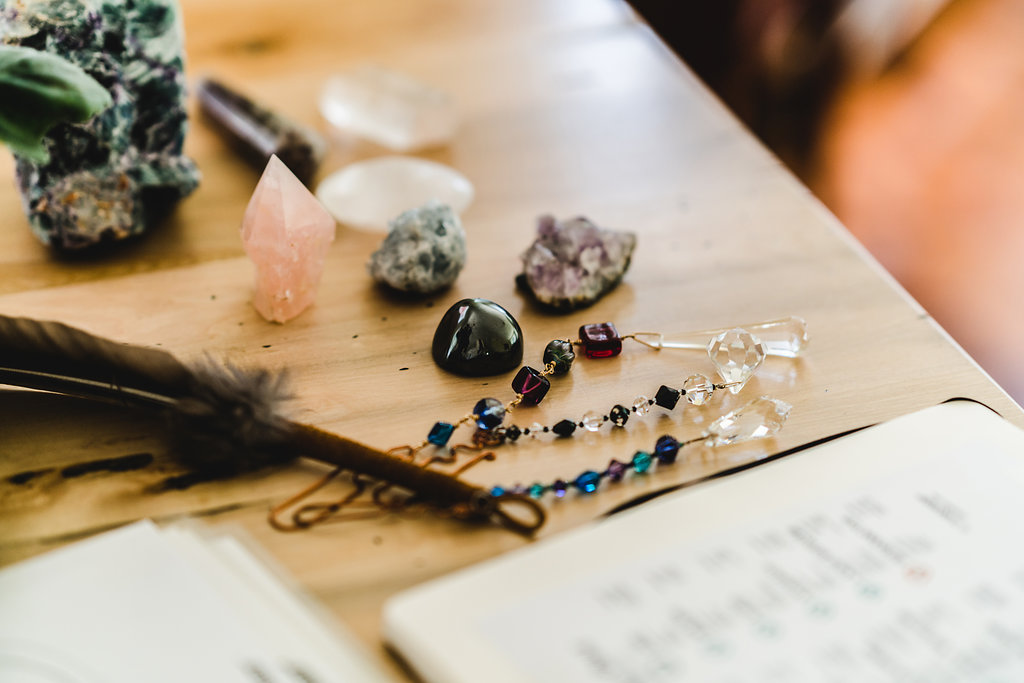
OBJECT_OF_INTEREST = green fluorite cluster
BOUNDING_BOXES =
[1,0,199,249]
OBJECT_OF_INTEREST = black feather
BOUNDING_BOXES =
[0,314,292,476]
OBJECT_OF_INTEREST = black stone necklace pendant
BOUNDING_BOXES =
[432,298,524,376]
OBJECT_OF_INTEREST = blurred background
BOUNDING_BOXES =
[634,0,1024,401]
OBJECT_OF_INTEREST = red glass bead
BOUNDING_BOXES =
[511,366,551,405]
[578,322,622,359]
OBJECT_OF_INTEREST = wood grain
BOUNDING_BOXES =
[0,1,1020,679]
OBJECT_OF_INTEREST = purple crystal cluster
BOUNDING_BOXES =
[517,215,637,311]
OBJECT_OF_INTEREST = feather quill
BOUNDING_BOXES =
[0,314,545,534]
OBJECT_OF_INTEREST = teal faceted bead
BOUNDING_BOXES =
[631,450,653,474]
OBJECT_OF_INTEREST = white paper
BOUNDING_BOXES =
[0,521,388,683]
[482,440,1024,683]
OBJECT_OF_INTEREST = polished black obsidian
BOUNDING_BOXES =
[432,298,524,376]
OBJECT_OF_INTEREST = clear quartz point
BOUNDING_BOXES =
[706,396,792,447]
[683,373,714,405]
[639,316,809,358]
[708,328,766,393]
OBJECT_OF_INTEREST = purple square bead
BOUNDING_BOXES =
[511,366,551,405]
[579,322,622,359]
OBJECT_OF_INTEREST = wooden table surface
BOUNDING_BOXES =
[2,0,1021,678]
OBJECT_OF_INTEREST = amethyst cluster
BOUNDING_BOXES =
[517,214,637,311]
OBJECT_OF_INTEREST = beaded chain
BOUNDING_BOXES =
[413,320,758,457]
[491,396,793,500]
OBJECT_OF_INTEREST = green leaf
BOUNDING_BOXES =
[0,45,113,162]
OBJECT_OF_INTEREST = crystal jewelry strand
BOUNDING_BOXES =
[495,372,741,444]
[490,396,792,500]
[412,316,806,454]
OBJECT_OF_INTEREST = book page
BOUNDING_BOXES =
[481,437,1024,682]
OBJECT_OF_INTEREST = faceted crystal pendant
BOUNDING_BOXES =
[632,396,651,415]
[742,317,810,358]
[683,374,714,405]
[707,328,766,393]
[706,397,792,447]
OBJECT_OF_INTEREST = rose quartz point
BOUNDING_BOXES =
[241,155,337,323]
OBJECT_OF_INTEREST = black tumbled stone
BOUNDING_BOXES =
[432,298,524,376]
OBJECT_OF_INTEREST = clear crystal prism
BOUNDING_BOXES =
[707,328,766,393]
[706,396,792,447]
[636,317,809,358]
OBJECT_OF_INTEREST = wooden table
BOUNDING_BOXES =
[2,0,1020,678]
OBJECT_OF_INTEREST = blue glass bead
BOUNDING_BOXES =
[632,450,653,474]
[552,479,568,497]
[491,486,506,497]
[655,435,681,464]
[473,397,506,430]
[529,483,546,498]
[574,470,601,494]
[427,421,455,446]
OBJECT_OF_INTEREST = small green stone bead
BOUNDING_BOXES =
[529,483,546,498]
[543,339,575,375]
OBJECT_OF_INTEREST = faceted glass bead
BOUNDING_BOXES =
[655,435,681,464]
[529,483,546,498]
[473,397,506,430]
[631,450,653,474]
[578,322,622,359]
[707,397,792,447]
[654,385,681,410]
[632,396,651,415]
[427,421,455,446]
[574,470,601,494]
[609,404,630,427]
[505,424,522,442]
[490,486,505,497]
[511,366,551,405]
[529,422,544,438]
[543,339,575,375]
[708,328,766,394]
[582,411,603,432]
[552,419,577,437]
[552,479,568,497]
[605,459,627,482]
[510,484,528,495]
[683,373,715,405]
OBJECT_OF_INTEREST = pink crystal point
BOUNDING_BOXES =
[242,155,336,323]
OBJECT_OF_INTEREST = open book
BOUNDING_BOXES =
[0,520,388,683]
[384,400,1024,682]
